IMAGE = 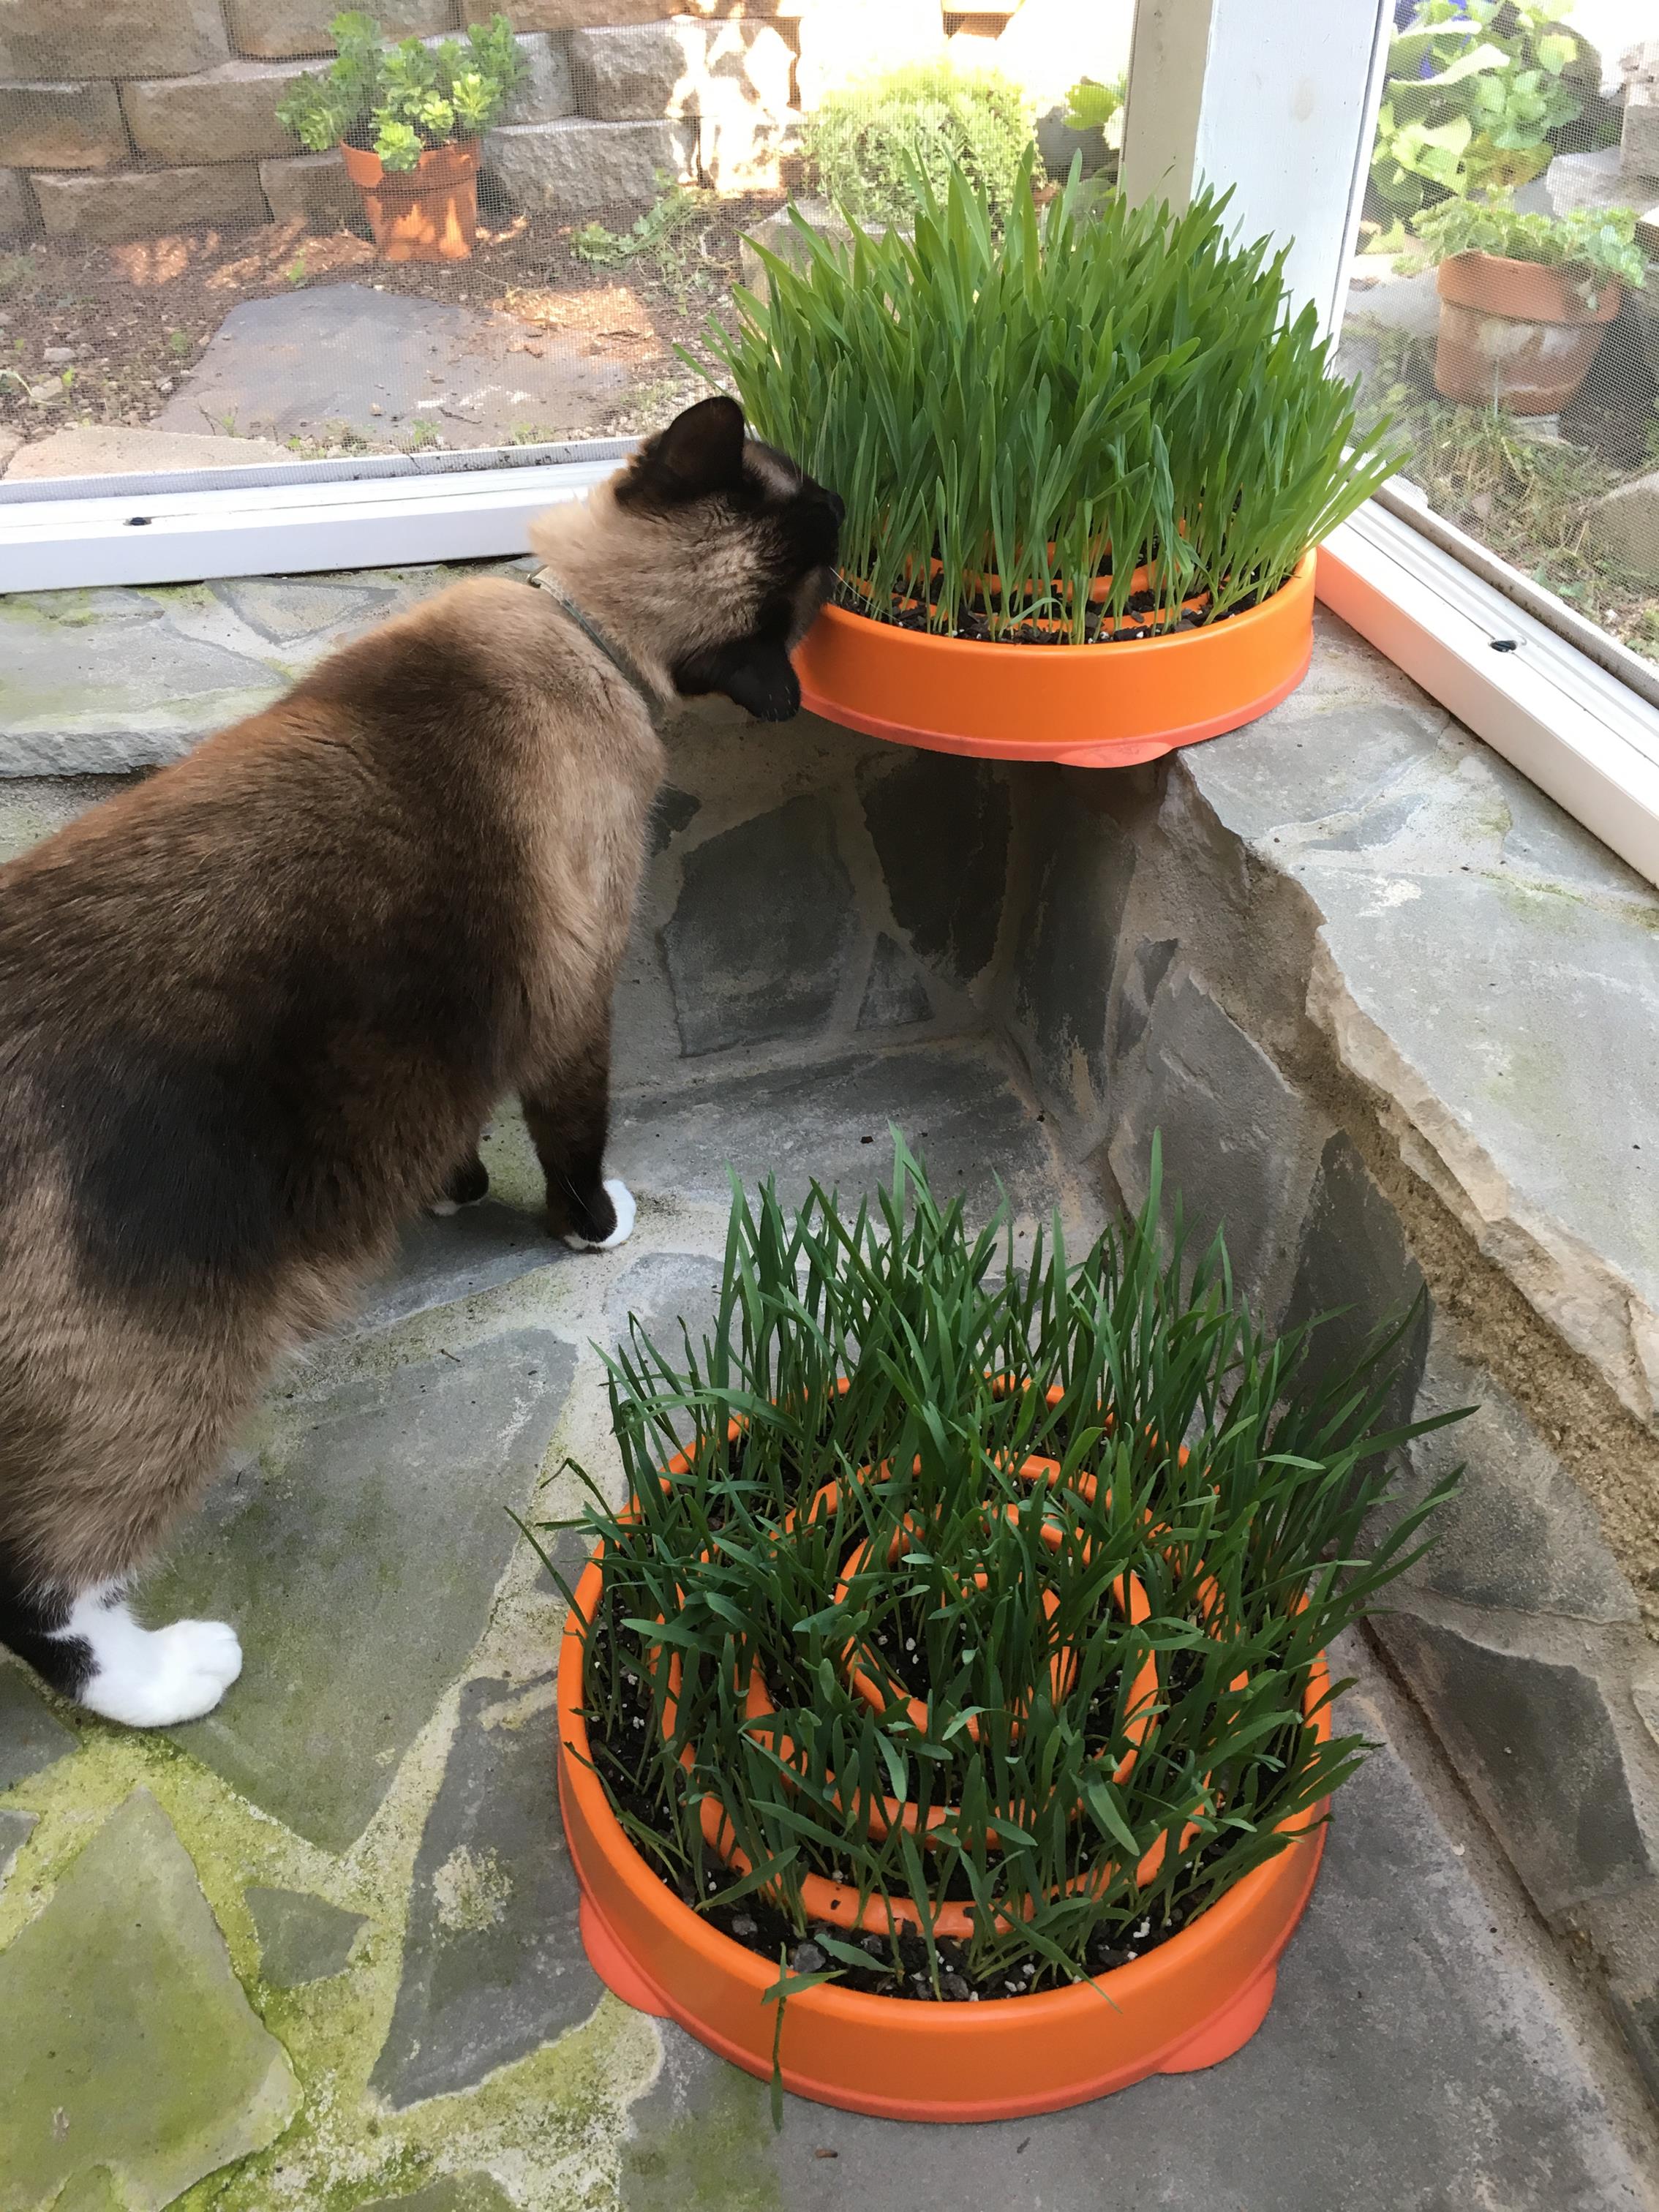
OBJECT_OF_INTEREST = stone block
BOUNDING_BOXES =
[30,162,270,245]
[500,29,574,121]
[858,931,933,1030]
[661,793,856,1053]
[258,147,358,230]
[0,0,228,80]
[0,1809,34,1894]
[351,1197,557,1334]
[609,1249,726,1362]
[483,115,696,209]
[1281,1132,1430,1432]
[738,192,851,288]
[1587,467,1659,572]
[1622,85,1659,178]
[794,0,944,110]
[157,279,626,445]
[0,1791,299,2210]
[1109,967,1324,1312]
[0,165,32,239]
[4,424,287,480]
[1009,784,1134,1126]
[0,81,126,171]
[612,1038,1056,1218]
[371,1674,601,2105]
[569,19,709,117]
[700,89,800,191]
[146,1326,576,1851]
[0,1662,77,1786]
[505,0,787,24]
[224,0,455,61]
[859,749,1010,986]
[363,2179,519,2212]
[1376,1611,1652,1914]
[246,1884,366,1987]
[0,584,285,775]
[571,17,792,124]
[1399,1320,1641,1624]
[1546,144,1631,217]
[121,60,314,166]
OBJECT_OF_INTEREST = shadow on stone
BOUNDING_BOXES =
[372,1674,600,2108]
[151,1328,575,1851]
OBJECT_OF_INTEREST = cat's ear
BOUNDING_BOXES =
[622,396,746,508]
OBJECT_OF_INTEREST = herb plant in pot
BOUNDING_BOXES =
[275,10,526,264]
[541,1140,1460,2122]
[696,163,1396,767]
[1408,192,1648,413]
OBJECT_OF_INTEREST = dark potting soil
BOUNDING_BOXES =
[584,1618,1221,2004]
[833,578,1267,647]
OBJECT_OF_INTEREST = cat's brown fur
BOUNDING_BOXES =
[0,396,839,1723]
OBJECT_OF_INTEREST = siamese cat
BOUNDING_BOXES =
[0,395,840,1726]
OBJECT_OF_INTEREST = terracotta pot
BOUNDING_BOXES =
[1433,250,1620,413]
[791,554,1315,769]
[559,1543,1332,2121]
[340,137,479,263]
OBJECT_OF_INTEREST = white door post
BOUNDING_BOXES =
[1119,0,1393,337]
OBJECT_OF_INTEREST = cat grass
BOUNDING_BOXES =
[696,163,1400,642]
[543,1137,1462,2004]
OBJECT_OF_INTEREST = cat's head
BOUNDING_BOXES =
[546,396,842,722]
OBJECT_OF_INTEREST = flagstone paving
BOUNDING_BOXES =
[1,569,1656,2212]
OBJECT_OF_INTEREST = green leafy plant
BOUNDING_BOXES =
[803,61,1039,230]
[1063,75,1124,140]
[1408,189,1647,305]
[697,162,1399,643]
[572,173,715,305]
[1372,0,1590,213]
[539,1137,1460,2014]
[275,10,526,173]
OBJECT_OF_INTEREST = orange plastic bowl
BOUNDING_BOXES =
[792,554,1316,770]
[556,1547,1331,2122]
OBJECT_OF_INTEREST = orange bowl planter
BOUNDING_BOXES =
[792,555,1317,770]
[557,1546,1331,2122]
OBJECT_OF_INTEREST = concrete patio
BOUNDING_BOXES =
[1,566,1657,2211]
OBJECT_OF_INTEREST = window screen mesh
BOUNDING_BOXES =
[0,1,1127,486]
[1340,3,1659,670]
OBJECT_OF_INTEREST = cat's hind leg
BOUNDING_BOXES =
[520,1012,634,1252]
[429,1146,490,1216]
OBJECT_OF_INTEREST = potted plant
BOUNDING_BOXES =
[275,10,526,264]
[1369,0,1594,216]
[1406,192,1648,413]
[541,1140,1460,2121]
[695,162,1396,767]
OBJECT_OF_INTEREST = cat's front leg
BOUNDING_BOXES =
[1,1558,241,1728]
[520,1012,635,1252]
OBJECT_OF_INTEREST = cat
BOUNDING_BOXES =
[0,394,840,1728]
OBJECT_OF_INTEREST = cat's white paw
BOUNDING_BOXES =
[564,1176,636,1253]
[428,1197,461,1216]
[62,1592,243,1728]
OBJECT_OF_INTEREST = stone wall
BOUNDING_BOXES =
[0,0,1126,244]
[0,0,802,246]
